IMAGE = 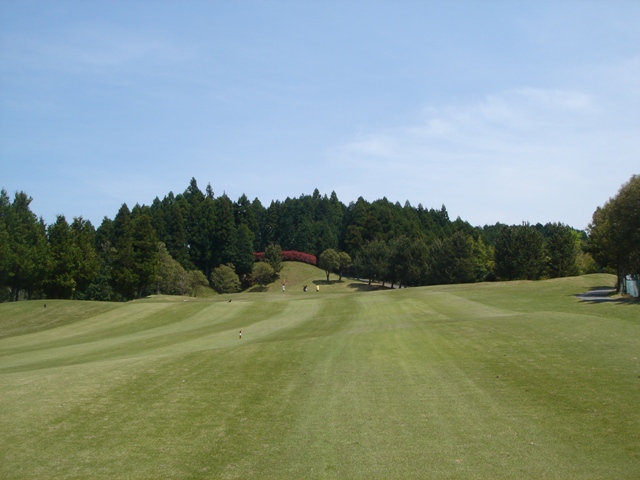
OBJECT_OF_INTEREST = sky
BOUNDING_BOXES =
[1,0,638,230]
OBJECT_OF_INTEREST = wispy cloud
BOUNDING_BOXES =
[329,77,638,228]
[1,26,187,77]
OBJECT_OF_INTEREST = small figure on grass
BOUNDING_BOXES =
[239,330,242,340]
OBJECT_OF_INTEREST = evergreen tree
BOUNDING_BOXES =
[264,201,280,247]
[46,215,77,299]
[87,217,116,301]
[390,235,428,287]
[110,204,137,299]
[4,191,49,300]
[235,194,258,236]
[426,231,476,285]
[213,194,237,267]
[494,223,546,281]
[232,224,255,278]
[342,197,369,254]
[70,217,99,297]
[544,223,580,278]
[355,239,390,286]
[251,197,267,252]
[0,190,14,298]
[166,193,192,269]
[264,243,283,274]
[130,214,159,298]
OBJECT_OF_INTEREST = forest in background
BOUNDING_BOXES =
[2,175,637,302]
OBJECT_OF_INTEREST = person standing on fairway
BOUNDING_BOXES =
[316,285,320,292]
[239,330,242,339]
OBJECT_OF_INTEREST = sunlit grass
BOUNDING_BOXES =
[1,270,638,479]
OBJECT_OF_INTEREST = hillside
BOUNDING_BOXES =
[246,261,384,294]
[1,274,639,479]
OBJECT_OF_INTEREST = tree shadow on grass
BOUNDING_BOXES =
[346,282,387,292]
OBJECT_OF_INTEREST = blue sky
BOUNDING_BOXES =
[1,0,638,230]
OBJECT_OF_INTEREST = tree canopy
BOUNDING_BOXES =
[4,175,627,302]
[587,175,640,291]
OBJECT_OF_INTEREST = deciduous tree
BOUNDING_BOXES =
[587,175,640,290]
[318,248,340,282]
[338,251,352,281]
[211,264,240,293]
[252,261,275,286]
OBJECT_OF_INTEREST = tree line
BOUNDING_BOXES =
[3,175,636,302]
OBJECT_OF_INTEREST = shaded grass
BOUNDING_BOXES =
[1,273,639,478]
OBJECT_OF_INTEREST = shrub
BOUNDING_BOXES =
[210,264,241,293]
[281,250,317,265]
[253,250,317,266]
[252,262,275,286]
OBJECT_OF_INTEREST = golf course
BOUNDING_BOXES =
[1,263,638,479]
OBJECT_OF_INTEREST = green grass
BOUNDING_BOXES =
[1,266,639,479]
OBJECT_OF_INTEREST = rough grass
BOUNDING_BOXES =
[1,269,639,479]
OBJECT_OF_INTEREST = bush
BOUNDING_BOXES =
[210,264,241,293]
[282,250,317,265]
[253,250,316,266]
[252,262,275,286]
[186,270,209,297]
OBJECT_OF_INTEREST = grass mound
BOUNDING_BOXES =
[1,273,639,479]
[247,261,382,294]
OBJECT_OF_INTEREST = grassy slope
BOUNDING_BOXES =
[1,267,639,479]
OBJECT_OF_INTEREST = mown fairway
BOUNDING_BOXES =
[1,267,639,479]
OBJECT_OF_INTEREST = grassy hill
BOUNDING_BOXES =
[1,270,639,479]
[246,261,383,294]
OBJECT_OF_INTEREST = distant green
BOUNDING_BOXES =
[1,266,638,479]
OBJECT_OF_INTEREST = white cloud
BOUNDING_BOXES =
[329,82,639,228]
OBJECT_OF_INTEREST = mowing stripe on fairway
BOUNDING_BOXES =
[1,272,639,479]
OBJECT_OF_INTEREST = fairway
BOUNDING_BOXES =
[1,269,639,479]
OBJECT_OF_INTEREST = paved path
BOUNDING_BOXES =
[575,287,618,303]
